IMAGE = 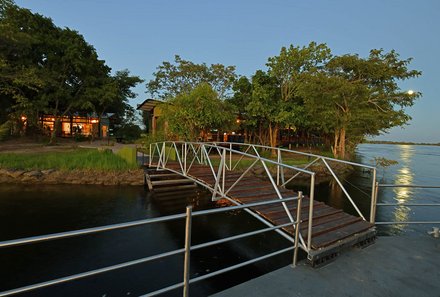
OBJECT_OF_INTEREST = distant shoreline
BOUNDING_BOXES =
[364,140,440,146]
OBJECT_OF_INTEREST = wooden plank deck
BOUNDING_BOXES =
[149,163,375,252]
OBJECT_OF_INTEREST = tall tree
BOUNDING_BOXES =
[147,55,236,100]
[0,1,45,129]
[297,49,421,159]
[94,69,144,123]
[229,76,255,141]
[43,28,112,143]
[160,83,235,140]
[1,1,143,142]
[246,70,281,148]
[262,42,331,149]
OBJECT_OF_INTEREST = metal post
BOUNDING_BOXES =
[200,144,204,165]
[181,143,184,169]
[161,143,165,167]
[222,149,226,194]
[370,168,377,223]
[307,174,315,251]
[183,206,192,297]
[149,143,152,167]
[276,148,281,186]
[373,181,379,222]
[293,191,303,267]
[184,143,187,175]
[229,143,232,171]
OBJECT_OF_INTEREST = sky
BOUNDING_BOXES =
[15,0,440,143]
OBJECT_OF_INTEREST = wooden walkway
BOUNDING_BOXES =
[148,162,375,263]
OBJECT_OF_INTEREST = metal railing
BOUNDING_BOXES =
[0,194,303,297]
[373,183,440,225]
[149,141,377,252]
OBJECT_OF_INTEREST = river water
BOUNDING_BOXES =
[295,143,440,236]
[0,185,291,296]
[0,143,438,296]
[355,143,440,235]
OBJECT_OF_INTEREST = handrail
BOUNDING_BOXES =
[0,195,302,297]
[375,221,440,225]
[150,141,315,250]
[379,184,440,188]
[0,197,298,249]
[0,249,186,297]
[373,183,440,225]
[152,141,315,175]
[209,141,376,170]
[205,141,377,223]
[149,140,378,250]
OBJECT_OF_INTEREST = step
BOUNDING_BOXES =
[154,184,198,193]
[149,173,182,179]
[311,220,374,249]
[151,179,194,186]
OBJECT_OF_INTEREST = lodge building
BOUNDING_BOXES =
[39,114,110,138]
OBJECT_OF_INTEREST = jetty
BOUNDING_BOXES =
[211,235,440,297]
[146,141,378,265]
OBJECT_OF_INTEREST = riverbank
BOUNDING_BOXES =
[0,168,144,185]
[0,139,355,186]
[0,139,145,185]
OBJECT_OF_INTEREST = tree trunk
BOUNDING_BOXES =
[332,130,339,158]
[339,127,346,159]
[49,104,59,145]
[332,127,346,159]
[269,122,279,157]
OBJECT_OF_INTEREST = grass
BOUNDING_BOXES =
[0,149,139,171]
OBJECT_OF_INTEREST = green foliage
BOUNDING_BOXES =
[137,132,167,148]
[0,120,10,141]
[297,49,421,158]
[230,43,421,159]
[163,147,176,161]
[374,157,399,168]
[0,3,142,142]
[267,42,331,102]
[115,123,142,142]
[160,83,235,140]
[228,43,333,150]
[94,69,144,126]
[116,146,137,165]
[147,55,237,100]
[0,2,46,125]
[0,149,138,170]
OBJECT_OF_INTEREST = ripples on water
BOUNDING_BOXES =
[356,144,440,235]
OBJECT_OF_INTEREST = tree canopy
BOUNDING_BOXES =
[229,43,421,159]
[147,55,237,100]
[297,49,421,158]
[0,0,143,141]
[159,83,235,141]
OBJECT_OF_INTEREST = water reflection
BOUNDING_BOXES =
[392,145,415,231]
[355,143,440,235]
[399,144,414,162]
[329,179,344,209]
